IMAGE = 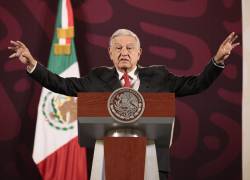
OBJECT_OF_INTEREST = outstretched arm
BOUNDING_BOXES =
[8,40,88,96]
[171,32,240,97]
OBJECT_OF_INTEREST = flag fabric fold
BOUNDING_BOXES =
[32,0,87,179]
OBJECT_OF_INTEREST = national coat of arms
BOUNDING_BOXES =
[42,91,77,130]
[107,88,145,123]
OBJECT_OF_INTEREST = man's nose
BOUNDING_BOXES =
[120,47,129,55]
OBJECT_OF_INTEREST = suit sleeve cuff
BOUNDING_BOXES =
[26,61,37,73]
[212,58,225,68]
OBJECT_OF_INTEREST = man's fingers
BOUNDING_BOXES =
[8,46,17,50]
[8,40,30,64]
[9,41,21,52]
[232,42,240,49]
[230,34,238,44]
[16,41,26,48]
[222,32,235,46]
[9,40,27,50]
[10,40,20,46]
[9,53,17,58]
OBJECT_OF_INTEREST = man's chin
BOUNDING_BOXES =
[118,62,131,68]
[117,64,132,72]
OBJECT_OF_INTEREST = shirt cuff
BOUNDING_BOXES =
[26,61,37,73]
[212,58,225,68]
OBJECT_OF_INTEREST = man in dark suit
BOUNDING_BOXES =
[9,29,239,180]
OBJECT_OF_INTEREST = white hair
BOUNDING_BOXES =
[109,29,141,48]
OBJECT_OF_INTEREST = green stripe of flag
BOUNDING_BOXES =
[47,0,77,74]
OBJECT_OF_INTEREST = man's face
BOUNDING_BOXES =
[109,35,142,72]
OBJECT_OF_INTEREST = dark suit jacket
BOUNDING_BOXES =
[29,59,223,172]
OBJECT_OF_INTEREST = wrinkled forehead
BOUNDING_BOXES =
[110,35,139,47]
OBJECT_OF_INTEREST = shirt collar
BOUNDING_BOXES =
[117,66,138,80]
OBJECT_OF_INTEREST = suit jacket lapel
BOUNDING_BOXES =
[100,67,121,91]
[100,65,151,92]
[138,65,150,92]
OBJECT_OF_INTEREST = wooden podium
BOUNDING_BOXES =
[77,92,175,180]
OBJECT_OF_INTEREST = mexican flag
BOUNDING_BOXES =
[32,0,87,179]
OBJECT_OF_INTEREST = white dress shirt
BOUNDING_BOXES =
[116,67,140,91]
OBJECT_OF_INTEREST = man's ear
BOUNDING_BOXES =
[139,48,142,56]
[138,48,142,58]
[108,47,112,60]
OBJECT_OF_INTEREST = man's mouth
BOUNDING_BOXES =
[119,58,129,62]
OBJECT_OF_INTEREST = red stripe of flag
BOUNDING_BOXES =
[66,0,73,44]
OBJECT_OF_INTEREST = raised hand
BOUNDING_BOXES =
[214,32,240,64]
[8,40,37,70]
